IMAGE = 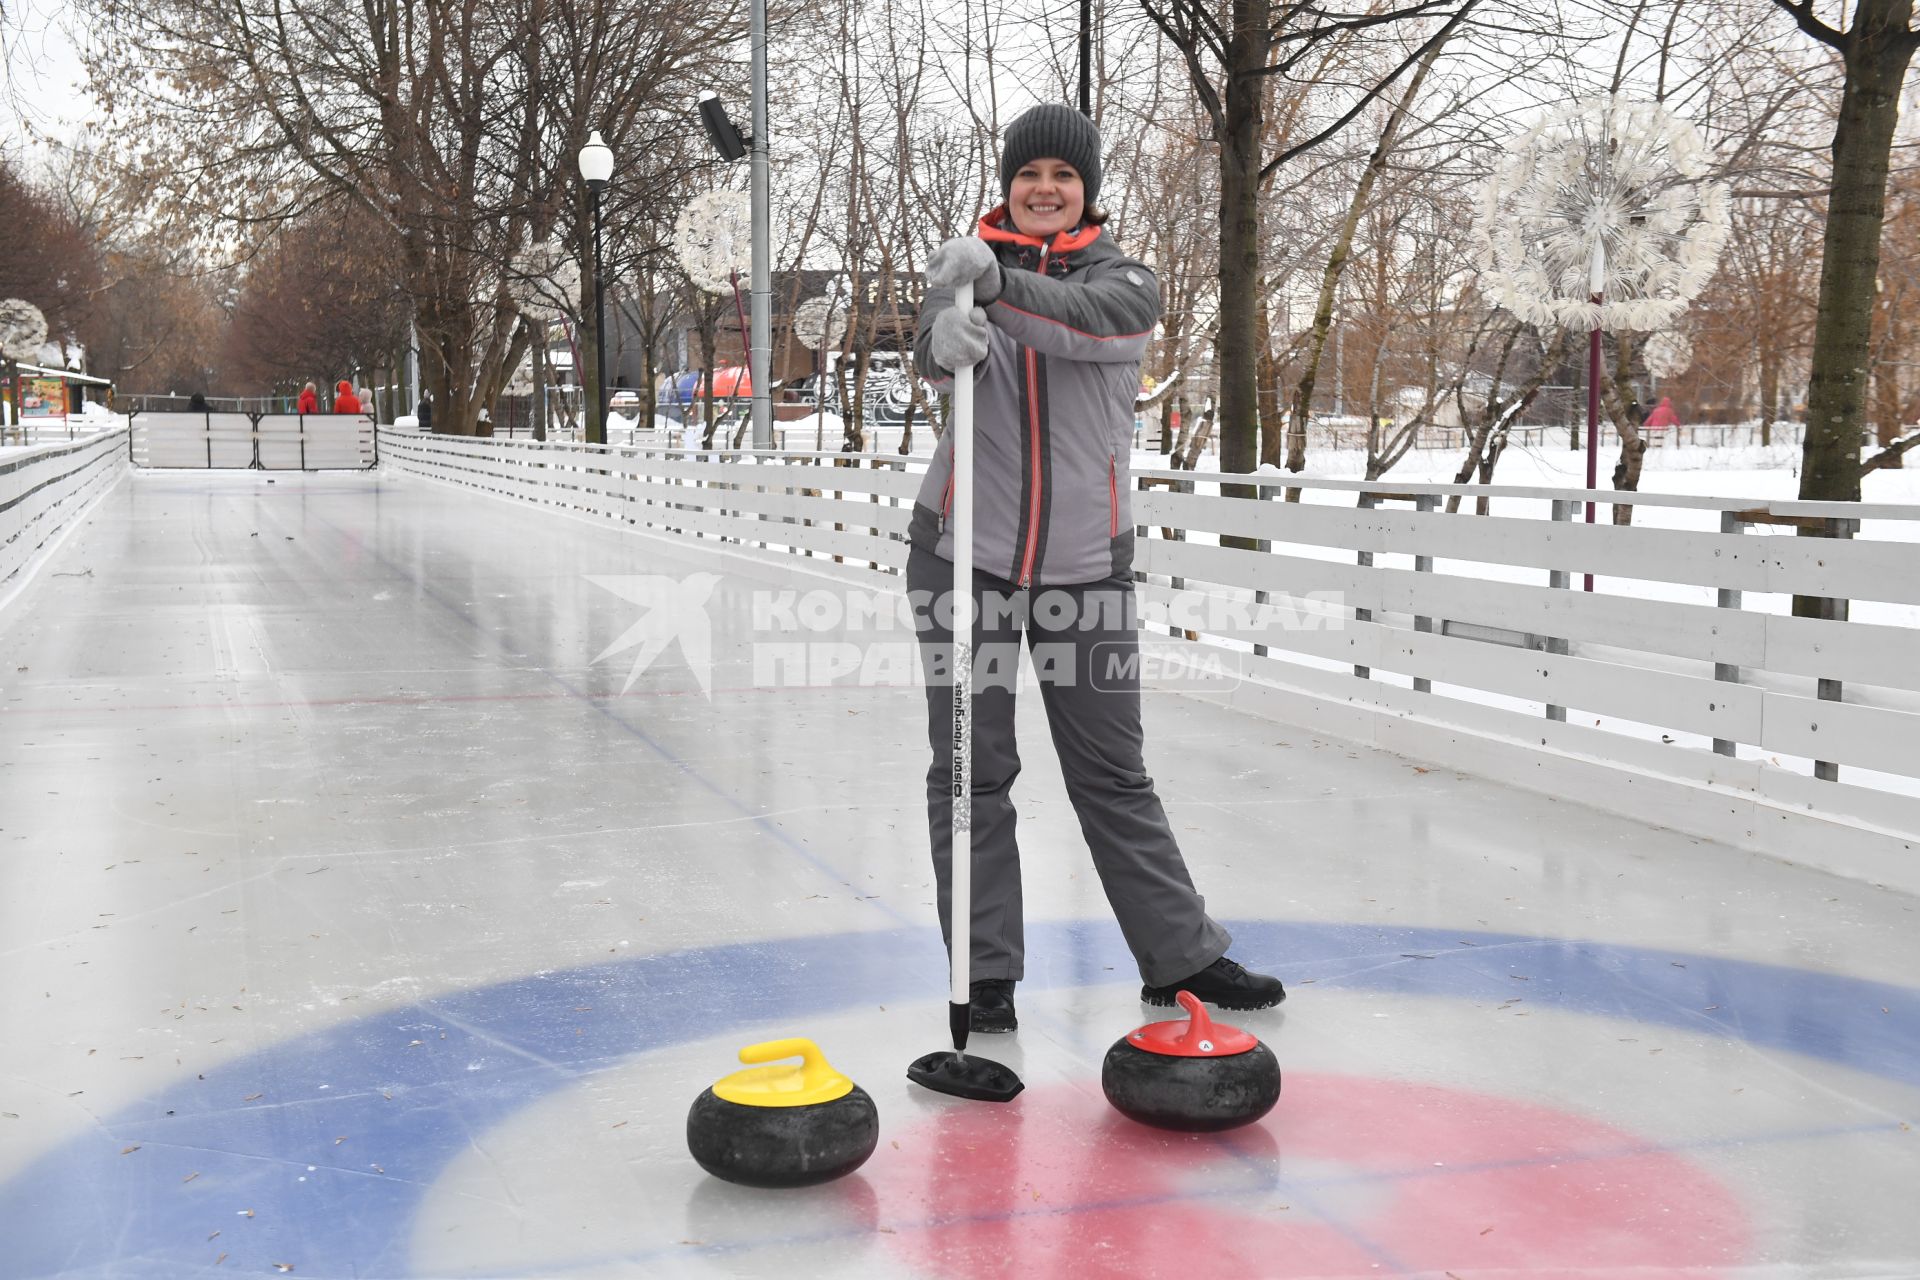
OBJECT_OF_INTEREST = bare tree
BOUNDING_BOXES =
[1138,0,1483,519]
[78,0,739,435]
[1769,0,1920,500]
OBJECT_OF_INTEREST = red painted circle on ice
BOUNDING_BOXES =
[867,1074,1751,1278]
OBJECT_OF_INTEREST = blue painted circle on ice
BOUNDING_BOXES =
[3,919,1917,1278]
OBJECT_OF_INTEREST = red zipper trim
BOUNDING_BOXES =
[1109,454,1119,538]
[1016,249,1049,586]
[942,470,954,520]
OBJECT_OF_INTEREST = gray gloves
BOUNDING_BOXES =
[928,236,1002,305]
[930,305,990,373]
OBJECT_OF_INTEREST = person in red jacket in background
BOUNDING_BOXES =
[296,382,319,414]
[1644,395,1679,445]
[333,380,363,414]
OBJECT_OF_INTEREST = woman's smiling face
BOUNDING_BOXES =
[1008,158,1085,240]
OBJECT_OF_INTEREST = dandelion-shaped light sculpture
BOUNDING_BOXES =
[792,279,849,451]
[1,299,49,432]
[0,298,48,362]
[674,191,754,424]
[1479,97,1729,552]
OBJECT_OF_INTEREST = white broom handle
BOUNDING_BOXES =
[949,279,974,1008]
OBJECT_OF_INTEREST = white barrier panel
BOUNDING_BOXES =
[379,430,1920,888]
[256,415,376,469]
[132,412,374,469]
[0,429,128,589]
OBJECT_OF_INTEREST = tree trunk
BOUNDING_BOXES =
[846,346,869,453]
[698,317,718,449]
[1875,295,1904,465]
[1800,0,1918,503]
[1255,293,1282,467]
[1214,0,1269,546]
[1602,345,1647,526]
[1758,348,1781,447]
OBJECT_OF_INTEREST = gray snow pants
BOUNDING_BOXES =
[906,544,1231,988]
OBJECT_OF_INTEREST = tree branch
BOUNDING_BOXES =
[1767,0,1846,50]
[1259,2,1478,181]
[1859,429,1920,475]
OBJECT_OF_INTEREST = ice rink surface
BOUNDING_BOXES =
[2,470,1917,1279]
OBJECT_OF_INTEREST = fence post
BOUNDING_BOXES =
[1546,498,1574,723]
[1712,509,1745,757]
[1254,477,1276,658]
[1353,493,1375,681]
[1412,493,1437,694]
[1813,515,1859,783]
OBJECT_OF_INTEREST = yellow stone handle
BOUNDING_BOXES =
[738,1037,834,1085]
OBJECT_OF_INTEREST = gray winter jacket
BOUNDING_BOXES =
[910,210,1160,587]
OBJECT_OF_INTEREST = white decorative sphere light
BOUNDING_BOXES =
[1479,97,1731,333]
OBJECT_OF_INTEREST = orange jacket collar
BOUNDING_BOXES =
[977,205,1102,256]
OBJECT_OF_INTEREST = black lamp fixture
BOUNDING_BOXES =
[577,130,614,445]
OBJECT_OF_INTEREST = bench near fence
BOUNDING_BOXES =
[377,429,1920,892]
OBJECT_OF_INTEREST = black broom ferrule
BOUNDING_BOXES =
[948,1001,970,1055]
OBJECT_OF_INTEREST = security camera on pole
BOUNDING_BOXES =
[1478,97,1729,587]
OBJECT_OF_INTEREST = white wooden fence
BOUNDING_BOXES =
[379,429,1920,890]
[131,412,376,469]
[0,429,128,591]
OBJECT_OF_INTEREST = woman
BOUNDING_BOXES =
[909,104,1284,1033]
[332,380,363,414]
[297,382,319,415]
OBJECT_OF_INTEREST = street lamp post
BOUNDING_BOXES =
[578,130,614,446]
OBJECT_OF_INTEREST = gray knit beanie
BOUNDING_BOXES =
[999,105,1103,210]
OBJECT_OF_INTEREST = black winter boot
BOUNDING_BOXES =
[1141,956,1285,1010]
[969,979,1017,1033]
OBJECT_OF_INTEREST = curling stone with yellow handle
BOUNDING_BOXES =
[687,1038,880,1187]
